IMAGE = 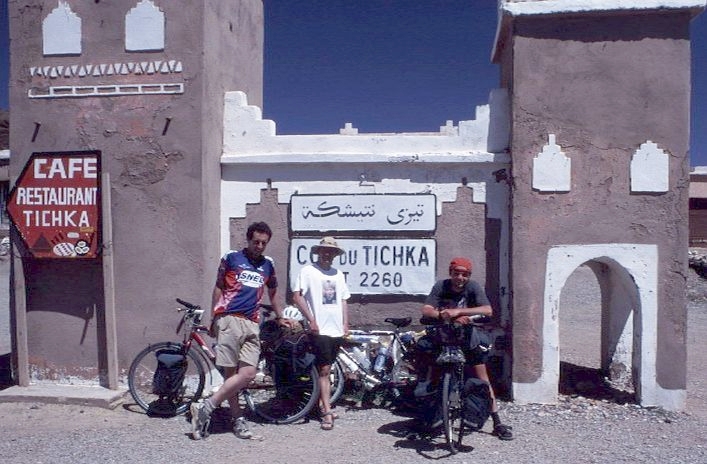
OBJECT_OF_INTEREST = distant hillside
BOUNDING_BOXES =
[0,110,7,150]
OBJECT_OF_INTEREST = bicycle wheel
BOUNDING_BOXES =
[244,359,320,424]
[442,370,465,454]
[329,360,346,405]
[128,342,206,416]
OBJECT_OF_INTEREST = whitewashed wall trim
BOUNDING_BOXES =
[43,1,82,56]
[502,0,707,16]
[28,82,184,99]
[532,134,571,192]
[630,140,669,193]
[125,0,166,52]
[29,60,183,79]
[513,243,684,411]
[222,91,511,158]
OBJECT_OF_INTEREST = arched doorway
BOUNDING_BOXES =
[559,260,636,402]
[544,244,658,406]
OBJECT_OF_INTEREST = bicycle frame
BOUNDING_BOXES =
[425,322,469,454]
[131,299,388,423]
[334,317,420,404]
[174,299,223,395]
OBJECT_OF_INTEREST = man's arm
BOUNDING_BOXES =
[207,285,222,337]
[267,286,283,317]
[421,280,443,321]
[421,303,442,321]
[267,286,293,327]
[440,281,493,322]
[292,290,319,333]
[211,285,222,312]
[341,299,349,335]
[439,304,492,323]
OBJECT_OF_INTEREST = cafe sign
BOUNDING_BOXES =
[7,151,101,259]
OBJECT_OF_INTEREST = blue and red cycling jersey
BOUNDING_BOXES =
[213,249,278,322]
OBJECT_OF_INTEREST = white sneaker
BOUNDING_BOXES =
[233,417,264,441]
[190,401,211,440]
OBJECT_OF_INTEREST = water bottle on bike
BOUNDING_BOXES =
[373,342,390,373]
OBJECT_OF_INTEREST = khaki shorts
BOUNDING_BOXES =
[215,315,260,368]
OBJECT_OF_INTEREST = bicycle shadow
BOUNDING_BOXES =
[197,407,316,435]
[376,417,475,459]
[121,400,187,418]
[181,407,246,436]
[337,387,419,416]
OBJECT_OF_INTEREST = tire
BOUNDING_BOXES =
[127,342,206,416]
[329,360,346,406]
[442,370,465,454]
[244,359,320,424]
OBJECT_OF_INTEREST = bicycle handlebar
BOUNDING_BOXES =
[176,298,201,310]
[420,314,491,326]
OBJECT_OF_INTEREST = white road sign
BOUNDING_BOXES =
[289,238,436,295]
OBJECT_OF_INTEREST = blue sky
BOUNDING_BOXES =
[1,1,706,167]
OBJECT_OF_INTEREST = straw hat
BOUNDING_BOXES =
[312,236,345,256]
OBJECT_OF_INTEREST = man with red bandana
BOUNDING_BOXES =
[419,257,514,441]
[191,221,288,441]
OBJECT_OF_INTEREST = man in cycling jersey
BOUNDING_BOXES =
[419,257,514,440]
[190,221,289,441]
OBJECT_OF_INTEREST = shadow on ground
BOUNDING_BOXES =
[559,361,635,404]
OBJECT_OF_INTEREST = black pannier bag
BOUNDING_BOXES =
[461,377,492,430]
[152,348,187,397]
[272,332,315,381]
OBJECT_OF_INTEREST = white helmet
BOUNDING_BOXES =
[282,305,304,321]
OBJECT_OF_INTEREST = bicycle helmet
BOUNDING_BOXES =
[282,305,304,321]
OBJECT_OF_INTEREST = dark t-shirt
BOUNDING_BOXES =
[424,279,490,310]
[422,278,492,365]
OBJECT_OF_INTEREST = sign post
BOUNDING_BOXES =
[7,151,101,259]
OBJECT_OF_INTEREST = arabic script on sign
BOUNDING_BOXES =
[291,194,436,232]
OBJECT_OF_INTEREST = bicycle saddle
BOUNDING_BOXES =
[384,317,412,328]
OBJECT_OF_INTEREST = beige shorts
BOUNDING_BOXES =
[215,315,260,368]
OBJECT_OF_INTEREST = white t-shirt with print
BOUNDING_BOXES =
[293,264,350,337]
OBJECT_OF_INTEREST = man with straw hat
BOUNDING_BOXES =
[292,236,351,431]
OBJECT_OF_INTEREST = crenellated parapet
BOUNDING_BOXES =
[222,90,511,160]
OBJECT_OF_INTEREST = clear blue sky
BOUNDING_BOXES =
[1,1,706,166]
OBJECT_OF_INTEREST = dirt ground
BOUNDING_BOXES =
[0,263,705,463]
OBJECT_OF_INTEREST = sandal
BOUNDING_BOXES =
[492,423,514,441]
[320,412,335,431]
[320,408,339,420]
